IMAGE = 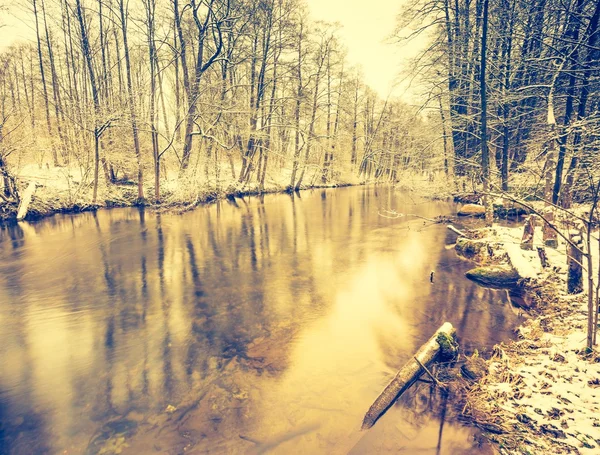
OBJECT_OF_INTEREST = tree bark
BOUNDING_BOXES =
[568,231,583,294]
[32,0,57,166]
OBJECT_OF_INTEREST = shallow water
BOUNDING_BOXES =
[0,185,519,454]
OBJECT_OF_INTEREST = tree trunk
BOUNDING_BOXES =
[568,231,583,294]
[289,21,303,189]
[42,0,68,164]
[119,0,144,202]
[32,0,57,166]
[552,0,584,205]
[16,182,36,221]
[351,73,359,170]
[144,0,160,202]
[480,0,492,225]
[180,0,227,171]
[75,0,102,204]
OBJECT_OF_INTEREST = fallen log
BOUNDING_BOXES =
[457,204,486,217]
[465,265,520,289]
[361,322,457,430]
[447,225,467,237]
[16,182,36,221]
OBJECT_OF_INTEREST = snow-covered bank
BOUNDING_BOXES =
[0,164,362,223]
[454,224,600,454]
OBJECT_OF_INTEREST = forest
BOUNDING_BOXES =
[0,0,439,215]
[400,0,600,205]
[0,0,599,215]
[1,0,600,454]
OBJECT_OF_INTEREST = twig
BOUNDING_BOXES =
[413,356,443,387]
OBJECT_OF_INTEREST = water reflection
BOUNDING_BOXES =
[0,186,519,454]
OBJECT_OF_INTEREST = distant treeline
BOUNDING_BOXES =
[0,0,439,205]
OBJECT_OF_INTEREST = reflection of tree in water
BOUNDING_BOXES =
[0,406,51,455]
[0,224,51,454]
[0,187,519,454]
[181,197,319,375]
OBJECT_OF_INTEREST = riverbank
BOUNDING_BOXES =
[0,164,362,223]
[449,224,600,454]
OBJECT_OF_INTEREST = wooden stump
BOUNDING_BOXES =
[542,209,558,248]
[361,322,457,430]
[520,216,535,250]
[537,247,549,268]
[16,182,36,221]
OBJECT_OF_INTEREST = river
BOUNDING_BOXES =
[0,185,521,454]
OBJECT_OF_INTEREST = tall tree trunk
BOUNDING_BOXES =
[351,72,359,170]
[439,96,450,177]
[289,21,303,189]
[98,0,109,100]
[33,0,57,166]
[119,0,145,201]
[144,0,160,201]
[480,0,492,225]
[42,0,68,164]
[552,0,584,205]
[500,0,514,191]
[75,0,101,203]
[295,39,327,190]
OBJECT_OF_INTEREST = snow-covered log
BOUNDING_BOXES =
[447,225,467,237]
[361,322,457,430]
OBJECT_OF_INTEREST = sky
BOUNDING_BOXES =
[306,0,405,98]
[1,0,418,99]
[305,0,424,99]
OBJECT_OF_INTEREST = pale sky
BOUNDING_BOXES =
[306,0,406,98]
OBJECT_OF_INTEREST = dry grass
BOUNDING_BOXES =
[441,229,600,454]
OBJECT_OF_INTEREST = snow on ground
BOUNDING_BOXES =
[465,222,600,454]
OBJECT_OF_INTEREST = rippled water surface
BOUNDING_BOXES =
[0,185,519,454]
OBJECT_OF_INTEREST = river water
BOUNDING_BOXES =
[0,185,520,454]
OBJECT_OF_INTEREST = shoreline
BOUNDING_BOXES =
[0,180,360,225]
[448,223,600,454]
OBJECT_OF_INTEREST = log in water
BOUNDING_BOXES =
[362,322,457,430]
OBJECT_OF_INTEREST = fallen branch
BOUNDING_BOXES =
[413,356,443,387]
[447,224,467,237]
[361,322,457,430]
